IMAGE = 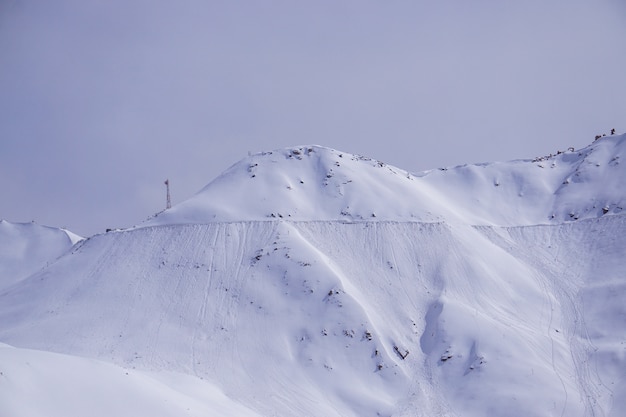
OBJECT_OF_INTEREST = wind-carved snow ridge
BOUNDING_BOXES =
[0,220,83,291]
[1,136,625,417]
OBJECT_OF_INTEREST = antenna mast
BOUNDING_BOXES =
[164,179,172,209]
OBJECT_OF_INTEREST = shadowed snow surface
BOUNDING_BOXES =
[0,220,82,290]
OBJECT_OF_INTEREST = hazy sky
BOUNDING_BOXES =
[2,0,625,236]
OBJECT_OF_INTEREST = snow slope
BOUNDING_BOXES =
[1,135,625,416]
[0,343,262,417]
[145,146,449,225]
[145,135,626,227]
[0,220,82,290]
[417,135,626,225]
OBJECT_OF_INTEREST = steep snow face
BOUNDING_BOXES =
[0,220,82,290]
[1,217,624,416]
[418,134,626,225]
[551,135,626,221]
[0,223,416,417]
[144,136,626,227]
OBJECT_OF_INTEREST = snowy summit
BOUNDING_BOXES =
[147,136,626,227]
[146,145,445,225]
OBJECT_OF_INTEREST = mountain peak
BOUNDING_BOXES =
[143,135,626,228]
[146,144,447,226]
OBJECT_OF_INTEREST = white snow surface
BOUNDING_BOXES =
[145,135,626,227]
[0,343,262,417]
[0,220,82,290]
[1,136,625,416]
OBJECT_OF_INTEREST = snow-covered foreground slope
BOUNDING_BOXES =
[1,218,624,416]
[1,136,624,416]
[0,220,82,290]
[0,343,262,417]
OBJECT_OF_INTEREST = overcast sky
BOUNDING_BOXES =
[1,0,625,236]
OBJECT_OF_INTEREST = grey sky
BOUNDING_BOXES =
[1,0,625,236]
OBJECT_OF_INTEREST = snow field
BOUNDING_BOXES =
[2,216,624,415]
[0,343,262,417]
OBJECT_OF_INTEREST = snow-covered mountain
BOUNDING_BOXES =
[146,135,626,227]
[0,220,82,291]
[1,136,625,417]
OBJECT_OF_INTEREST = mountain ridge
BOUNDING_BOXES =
[144,135,625,229]
[0,220,82,291]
